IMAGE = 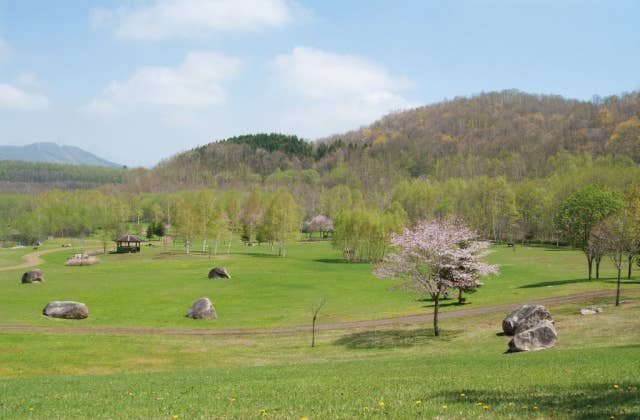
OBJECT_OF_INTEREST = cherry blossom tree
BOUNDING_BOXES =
[374,220,498,336]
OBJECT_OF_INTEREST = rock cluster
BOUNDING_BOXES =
[208,267,231,279]
[502,305,557,352]
[186,297,217,319]
[42,301,89,319]
[22,269,45,284]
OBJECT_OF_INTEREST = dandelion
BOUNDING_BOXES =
[363,406,369,412]
[508,402,514,407]
[300,417,308,420]
[378,401,385,408]
[228,397,237,402]
[613,384,619,389]
[441,405,448,410]
[259,408,268,417]
[28,408,34,411]
[415,400,422,406]
[483,405,490,410]
[172,416,179,420]
[459,393,466,397]
[476,402,483,406]
[533,406,538,410]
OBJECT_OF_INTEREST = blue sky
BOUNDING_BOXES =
[0,0,638,167]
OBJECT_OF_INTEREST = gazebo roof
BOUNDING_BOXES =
[115,234,143,243]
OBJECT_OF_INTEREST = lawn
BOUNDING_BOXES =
[0,240,635,329]
[0,239,639,418]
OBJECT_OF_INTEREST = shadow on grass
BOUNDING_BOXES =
[314,258,350,264]
[415,298,468,309]
[601,279,640,285]
[518,278,587,288]
[334,328,460,349]
[238,252,282,259]
[434,382,639,419]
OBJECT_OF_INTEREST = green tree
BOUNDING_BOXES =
[260,188,301,257]
[557,185,624,280]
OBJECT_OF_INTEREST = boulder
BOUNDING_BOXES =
[208,267,231,279]
[22,269,45,284]
[502,304,552,335]
[186,297,217,319]
[580,307,603,315]
[42,301,88,319]
[508,319,557,352]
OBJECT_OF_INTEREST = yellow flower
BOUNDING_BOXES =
[476,402,483,406]
[522,405,528,409]
[378,401,385,407]
[508,402,514,407]
[28,408,34,411]
[533,406,539,410]
[613,384,619,389]
[228,397,236,402]
[415,400,422,405]
[459,393,466,397]
[363,406,369,412]
[441,405,448,410]
[482,405,490,410]
[300,417,308,420]
[172,416,179,420]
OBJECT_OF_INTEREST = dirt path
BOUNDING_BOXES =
[0,248,69,272]
[1,289,632,337]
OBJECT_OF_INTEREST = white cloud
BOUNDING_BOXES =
[82,51,241,116]
[271,47,416,137]
[93,0,297,40]
[0,83,49,111]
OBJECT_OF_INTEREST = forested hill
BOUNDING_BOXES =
[140,90,640,191]
[0,161,125,193]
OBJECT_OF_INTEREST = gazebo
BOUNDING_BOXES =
[115,234,143,253]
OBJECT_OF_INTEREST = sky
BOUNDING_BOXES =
[0,0,638,167]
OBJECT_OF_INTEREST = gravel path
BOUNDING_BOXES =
[1,289,632,337]
[0,248,68,272]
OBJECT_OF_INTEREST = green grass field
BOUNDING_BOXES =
[0,239,639,418]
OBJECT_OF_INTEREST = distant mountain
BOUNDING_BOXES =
[0,142,121,167]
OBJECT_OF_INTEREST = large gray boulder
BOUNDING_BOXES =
[186,297,217,319]
[508,319,557,352]
[208,267,231,279]
[22,269,45,284]
[42,301,88,319]
[502,304,552,335]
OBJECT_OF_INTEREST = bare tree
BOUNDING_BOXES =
[310,299,326,348]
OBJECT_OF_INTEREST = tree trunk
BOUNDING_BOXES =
[457,289,463,305]
[628,254,634,279]
[433,293,440,337]
[202,238,207,253]
[586,253,593,281]
[311,313,318,347]
[595,255,601,280]
[279,241,286,257]
[616,265,622,307]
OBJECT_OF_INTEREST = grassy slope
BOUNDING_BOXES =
[0,297,638,418]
